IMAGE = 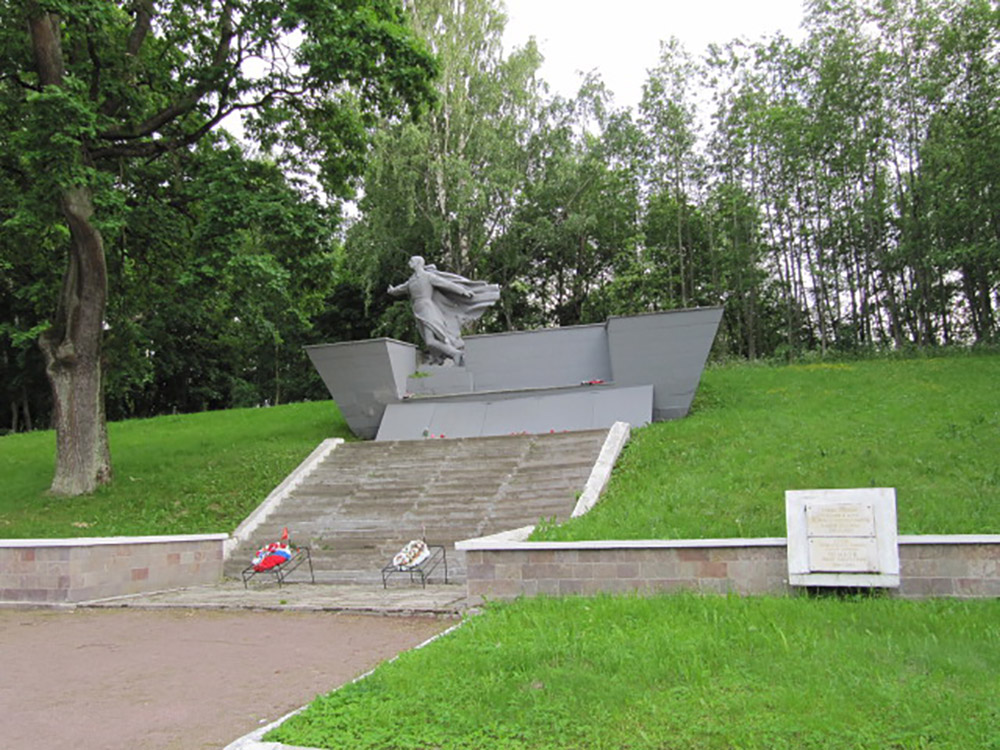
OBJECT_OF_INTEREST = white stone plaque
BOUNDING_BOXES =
[786,488,900,588]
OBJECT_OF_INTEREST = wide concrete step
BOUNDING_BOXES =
[224,429,609,582]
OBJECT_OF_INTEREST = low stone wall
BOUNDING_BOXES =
[0,534,227,605]
[898,536,1000,598]
[458,530,1000,600]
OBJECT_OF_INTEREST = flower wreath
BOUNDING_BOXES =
[393,539,430,570]
[251,527,295,572]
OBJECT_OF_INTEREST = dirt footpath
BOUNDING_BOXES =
[0,608,449,749]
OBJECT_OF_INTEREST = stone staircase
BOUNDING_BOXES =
[224,429,610,585]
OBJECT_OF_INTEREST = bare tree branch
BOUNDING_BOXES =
[126,0,155,57]
[1,73,43,92]
[89,84,306,161]
[99,0,156,116]
[26,2,64,87]
[98,2,235,141]
[87,35,101,101]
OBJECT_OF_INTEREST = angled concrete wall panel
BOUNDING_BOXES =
[607,307,723,420]
[305,339,417,439]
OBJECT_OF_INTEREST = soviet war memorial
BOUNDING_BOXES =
[1,0,999,749]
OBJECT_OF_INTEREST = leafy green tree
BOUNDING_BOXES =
[0,0,436,494]
[0,144,59,433]
[499,79,642,327]
[98,138,339,419]
[915,0,1000,342]
[343,0,543,335]
[636,40,707,306]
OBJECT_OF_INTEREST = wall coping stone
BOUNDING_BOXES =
[0,533,228,549]
[571,421,631,518]
[898,534,1000,545]
[7,533,995,553]
[456,533,788,551]
[456,531,1000,552]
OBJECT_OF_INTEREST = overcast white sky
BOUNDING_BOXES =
[501,0,807,110]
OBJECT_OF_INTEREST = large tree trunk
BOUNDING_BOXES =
[29,5,112,495]
[39,186,112,495]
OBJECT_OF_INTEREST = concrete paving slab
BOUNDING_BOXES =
[80,581,470,616]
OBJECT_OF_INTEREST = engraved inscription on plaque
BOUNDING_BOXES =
[808,537,878,573]
[805,502,877,573]
[805,503,875,537]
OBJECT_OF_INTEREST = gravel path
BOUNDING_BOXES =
[0,608,449,749]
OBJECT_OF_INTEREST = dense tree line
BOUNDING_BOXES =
[347,0,998,358]
[1,137,338,429]
[702,0,999,356]
[2,0,998,480]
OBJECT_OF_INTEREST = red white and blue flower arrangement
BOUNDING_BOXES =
[251,527,294,572]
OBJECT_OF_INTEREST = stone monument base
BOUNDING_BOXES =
[377,383,653,440]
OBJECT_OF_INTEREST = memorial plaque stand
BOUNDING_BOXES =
[786,488,900,588]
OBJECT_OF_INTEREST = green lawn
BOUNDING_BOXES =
[536,352,1000,541]
[0,400,350,538]
[269,593,1000,750]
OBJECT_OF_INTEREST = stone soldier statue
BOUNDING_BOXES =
[388,256,499,365]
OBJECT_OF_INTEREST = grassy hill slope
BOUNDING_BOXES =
[5,354,999,749]
[1,353,996,541]
[0,400,351,538]
[266,353,1000,750]
[537,352,1000,541]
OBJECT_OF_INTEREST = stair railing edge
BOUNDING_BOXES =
[570,421,631,519]
[224,438,345,560]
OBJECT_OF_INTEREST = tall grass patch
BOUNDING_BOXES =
[269,593,1000,749]
[0,400,349,538]
[538,354,1000,540]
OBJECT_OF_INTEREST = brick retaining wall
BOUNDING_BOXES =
[458,530,1000,600]
[897,537,1000,598]
[0,534,227,604]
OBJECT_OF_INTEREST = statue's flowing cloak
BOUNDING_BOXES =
[420,265,500,345]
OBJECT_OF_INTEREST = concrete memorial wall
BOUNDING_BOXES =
[306,307,724,441]
[305,338,418,439]
[462,323,612,391]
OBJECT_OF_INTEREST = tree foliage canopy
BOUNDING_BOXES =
[0,0,437,493]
